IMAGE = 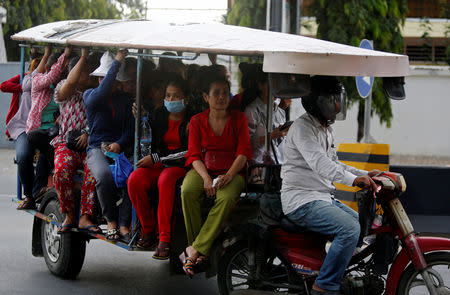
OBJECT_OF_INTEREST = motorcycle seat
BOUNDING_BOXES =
[279,217,309,233]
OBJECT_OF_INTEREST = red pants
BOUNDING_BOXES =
[127,164,186,243]
[53,144,96,216]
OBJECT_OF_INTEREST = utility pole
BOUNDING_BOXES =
[296,0,301,35]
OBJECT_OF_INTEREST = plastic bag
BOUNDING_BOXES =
[107,152,133,188]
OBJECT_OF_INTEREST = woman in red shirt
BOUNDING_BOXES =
[128,76,191,259]
[180,75,252,277]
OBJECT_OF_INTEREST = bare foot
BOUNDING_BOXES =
[62,212,75,227]
[186,245,199,262]
[119,225,130,236]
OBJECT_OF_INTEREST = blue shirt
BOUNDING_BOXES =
[83,60,134,150]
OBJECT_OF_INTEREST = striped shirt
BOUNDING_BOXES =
[26,53,66,133]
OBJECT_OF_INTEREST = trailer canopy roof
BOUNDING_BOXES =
[12,19,409,77]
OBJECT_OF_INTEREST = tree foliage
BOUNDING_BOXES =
[227,0,407,140]
[311,0,407,140]
[0,0,146,61]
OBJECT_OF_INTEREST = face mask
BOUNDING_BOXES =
[164,99,185,113]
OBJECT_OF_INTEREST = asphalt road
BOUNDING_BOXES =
[0,149,219,295]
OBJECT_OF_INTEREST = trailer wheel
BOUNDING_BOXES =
[41,199,86,279]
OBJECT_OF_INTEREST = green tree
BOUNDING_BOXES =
[227,0,407,141]
[312,0,407,141]
[64,0,119,19]
[226,0,266,30]
[0,0,146,61]
[115,0,146,19]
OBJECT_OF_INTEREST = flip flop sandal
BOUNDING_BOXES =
[57,223,75,234]
[79,224,103,234]
[179,251,196,278]
[152,242,170,260]
[106,228,120,241]
[17,197,36,210]
[136,234,157,249]
[196,255,206,265]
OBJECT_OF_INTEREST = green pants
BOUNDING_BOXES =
[181,169,244,255]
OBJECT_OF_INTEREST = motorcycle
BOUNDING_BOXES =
[217,172,450,295]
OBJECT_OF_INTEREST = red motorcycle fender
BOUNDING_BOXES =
[386,236,450,295]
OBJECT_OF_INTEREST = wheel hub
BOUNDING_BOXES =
[43,213,61,263]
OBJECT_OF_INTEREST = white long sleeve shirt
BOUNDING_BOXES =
[281,113,367,215]
[244,97,286,164]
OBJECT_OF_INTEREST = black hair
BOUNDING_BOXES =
[239,63,267,111]
[158,52,182,73]
[301,75,342,124]
[166,74,189,98]
[124,57,137,71]
[187,64,200,82]
[68,56,80,73]
[46,53,60,69]
[209,64,228,78]
[29,47,42,60]
[85,52,102,72]
[202,73,231,95]
[143,58,156,71]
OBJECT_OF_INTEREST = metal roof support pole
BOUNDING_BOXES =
[132,50,143,234]
[266,73,274,155]
[362,92,376,143]
[134,51,143,168]
[16,45,25,200]
[266,0,271,30]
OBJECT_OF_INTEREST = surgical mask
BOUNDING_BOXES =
[164,99,185,113]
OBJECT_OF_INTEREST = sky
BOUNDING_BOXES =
[145,0,228,23]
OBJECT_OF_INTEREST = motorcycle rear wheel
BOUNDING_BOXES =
[217,241,303,295]
[397,252,450,295]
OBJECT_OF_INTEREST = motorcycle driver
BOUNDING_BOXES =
[280,75,379,295]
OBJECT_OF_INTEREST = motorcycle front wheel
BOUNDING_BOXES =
[397,252,450,295]
[217,241,304,295]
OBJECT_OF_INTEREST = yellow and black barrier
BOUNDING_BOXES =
[334,143,389,211]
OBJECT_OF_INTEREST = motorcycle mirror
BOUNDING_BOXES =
[383,77,406,100]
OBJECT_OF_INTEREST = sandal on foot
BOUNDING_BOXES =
[57,223,74,234]
[136,234,157,249]
[17,197,36,210]
[120,232,132,243]
[152,241,170,260]
[79,224,102,234]
[179,251,196,278]
[106,228,120,241]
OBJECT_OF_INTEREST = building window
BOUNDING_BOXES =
[407,0,444,18]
